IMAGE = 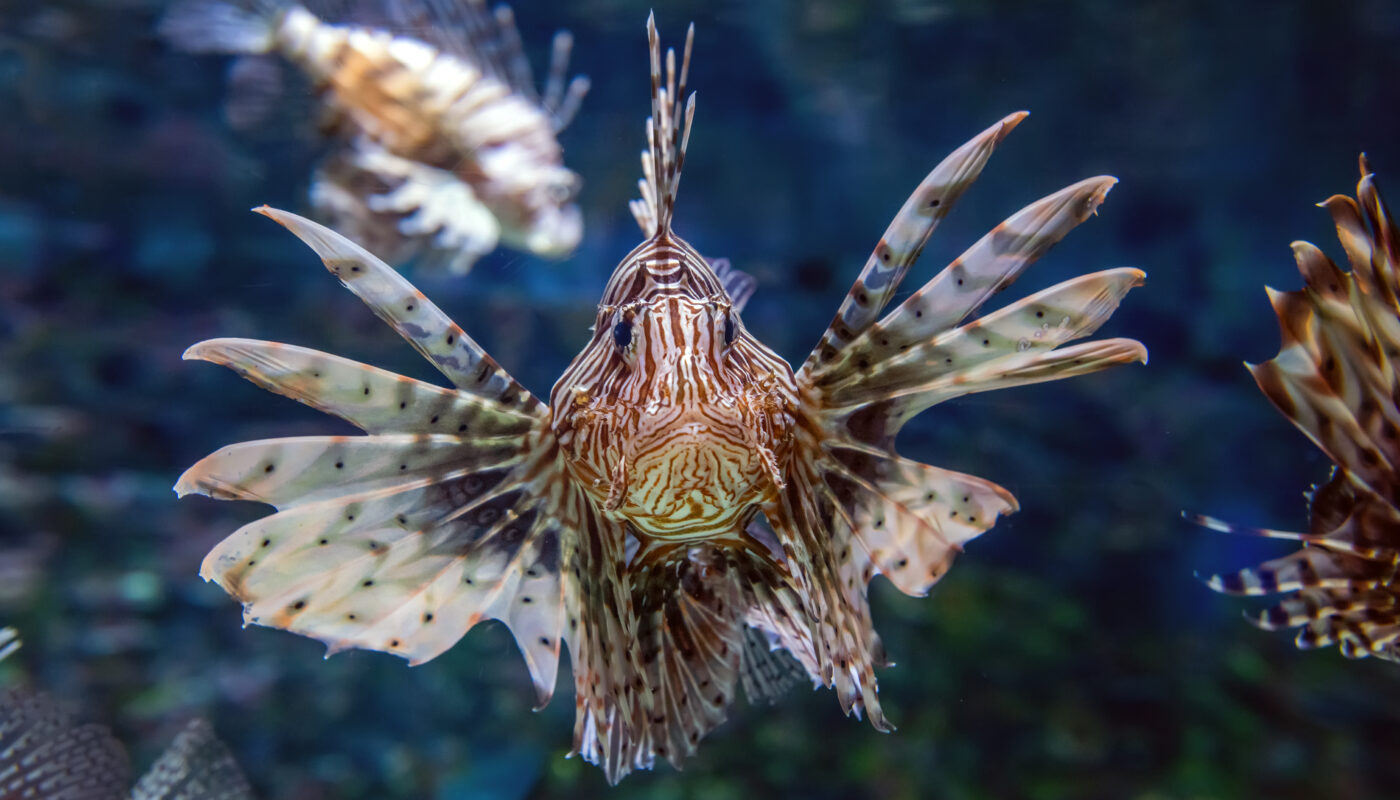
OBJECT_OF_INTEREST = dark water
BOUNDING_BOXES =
[2,0,1399,797]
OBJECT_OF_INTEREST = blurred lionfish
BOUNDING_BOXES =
[0,627,17,662]
[176,16,1146,782]
[1196,158,1400,662]
[161,0,589,273]
[0,686,253,799]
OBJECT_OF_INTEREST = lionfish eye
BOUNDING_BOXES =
[613,319,633,349]
[723,313,737,347]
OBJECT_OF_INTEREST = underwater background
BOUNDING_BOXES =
[2,0,1400,797]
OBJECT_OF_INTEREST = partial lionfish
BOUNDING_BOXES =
[0,627,18,662]
[176,16,1146,782]
[1195,158,1400,662]
[0,689,254,800]
[161,0,589,273]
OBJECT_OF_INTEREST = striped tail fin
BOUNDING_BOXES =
[1194,157,1400,663]
[629,14,695,239]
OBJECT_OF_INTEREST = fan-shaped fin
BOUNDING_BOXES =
[632,544,745,772]
[185,338,536,436]
[802,111,1028,372]
[813,175,1119,383]
[738,626,809,705]
[188,442,566,701]
[820,449,1018,597]
[820,267,1145,409]
[254,207,537,411]
[175,434,527,506]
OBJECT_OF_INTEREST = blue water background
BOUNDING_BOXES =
[2,0,1399,797]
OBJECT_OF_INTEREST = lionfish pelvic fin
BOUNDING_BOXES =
[629,14,695,239]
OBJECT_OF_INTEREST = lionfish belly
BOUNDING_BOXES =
[178,15,1147,783]
[1196,158,1400,663]
[161,0,589,273]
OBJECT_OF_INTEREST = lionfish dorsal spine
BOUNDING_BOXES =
[631,14,695,238]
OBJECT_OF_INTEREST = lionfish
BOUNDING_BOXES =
[161,0,589,273]
[176,16,1147,782]
[0,691,255,800]
[1195,158,1400,662]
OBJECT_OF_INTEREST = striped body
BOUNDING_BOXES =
[177,14,1148,784]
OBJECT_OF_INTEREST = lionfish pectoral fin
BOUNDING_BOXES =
[184,207,566,703]
[738,625,809,705]
[760,484,892,732]
[802,111,1029,374]
[181,337,538,437]
[820,449,1019,597]
[252,206,538,410]
[632,545,746,771]
[181,429,567,702]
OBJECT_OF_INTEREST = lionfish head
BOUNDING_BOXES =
[496,161,583,259]
[550,16,792,539]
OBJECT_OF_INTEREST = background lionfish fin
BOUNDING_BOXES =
[0,688,132,800]
[738,626,809,705]
[802,111,1028,373]
[1199,159,1400,662]
[131,719,254,800]
[819,451,1018,596]
[254,207,538,411]
[0,626,18,662]
[181,429,566,701]
[1200,547,1385,596]
[709,257,757,313]
[184,338,538,436]
[222,54,287,131]
[542,32,590,131]
[310,141,500,275]
[159,0,285,55]
[631,15,695,238]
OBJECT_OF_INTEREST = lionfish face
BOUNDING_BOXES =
[514,168,584,258]
[552,237,794,540]
[481,148,583,259]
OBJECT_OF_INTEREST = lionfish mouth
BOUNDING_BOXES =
[601,412,782,538]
